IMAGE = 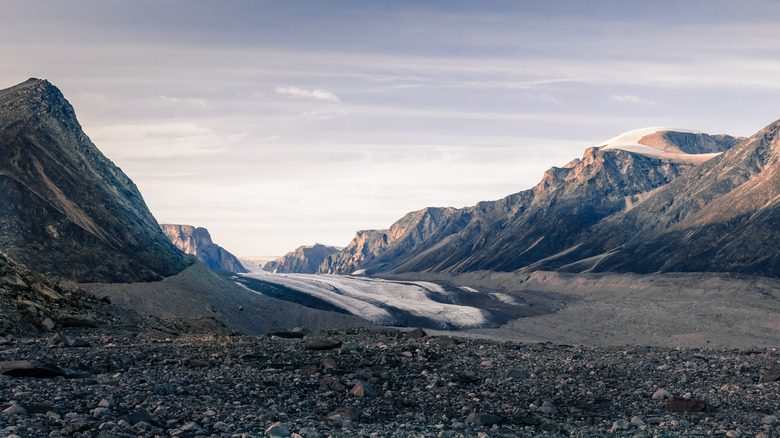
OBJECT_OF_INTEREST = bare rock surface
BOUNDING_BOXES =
[1,326,779,437]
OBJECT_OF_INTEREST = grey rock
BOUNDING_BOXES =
[349,380,378,397]
[465,412,502,426]
[2,405,27,416]
[265,422,291,437]
[126,409,152,425]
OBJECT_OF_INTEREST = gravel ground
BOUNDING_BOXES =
[1,326,779,437]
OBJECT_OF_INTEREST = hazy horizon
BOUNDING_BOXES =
[3,0,780,256]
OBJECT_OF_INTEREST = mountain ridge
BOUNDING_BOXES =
[311,127,752,277]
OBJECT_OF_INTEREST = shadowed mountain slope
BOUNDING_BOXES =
[0,79,191,282]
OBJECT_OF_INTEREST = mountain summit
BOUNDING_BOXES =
[0,79,191,282]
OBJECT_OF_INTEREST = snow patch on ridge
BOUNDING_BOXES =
[598,127,724,164]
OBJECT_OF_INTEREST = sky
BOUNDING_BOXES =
[2,0,780,257]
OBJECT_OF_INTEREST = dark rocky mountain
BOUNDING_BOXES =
[318,128,744,276]
[0,79,191,282]
[161,224,247,273]
[265,243,340,274]
[551,119,780,276]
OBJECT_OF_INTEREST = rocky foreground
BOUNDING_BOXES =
[1,324,780,438]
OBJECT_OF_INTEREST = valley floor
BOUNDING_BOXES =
[1,326,778,437]
[240,269,780,349]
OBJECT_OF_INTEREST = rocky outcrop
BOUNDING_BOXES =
[264,243,340,274]
[161,224,247,273]
[0,251,105,336]
[0,79,191,282]
[320,128,747,276]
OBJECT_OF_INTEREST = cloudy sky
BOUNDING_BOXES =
[2,0,780,256]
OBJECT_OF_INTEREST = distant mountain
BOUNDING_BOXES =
[318,128,746,276]
[0,79,191,282]
[265,243,340,274]
[161,224,247,273]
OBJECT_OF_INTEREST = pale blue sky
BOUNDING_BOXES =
[2,0,780,255]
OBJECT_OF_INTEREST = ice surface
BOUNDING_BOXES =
[241,271,491,328]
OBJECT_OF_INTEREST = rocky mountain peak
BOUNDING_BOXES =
[264,243,341,274]
[160,224,247,273]
[0,79,191,282]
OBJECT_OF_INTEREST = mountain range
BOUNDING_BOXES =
[274,125,780,278]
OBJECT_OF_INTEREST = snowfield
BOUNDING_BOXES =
[238,270,494,328]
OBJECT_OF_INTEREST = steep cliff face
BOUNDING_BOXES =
[161,224,247,273]
[264,243,340,274]
[0,79,191,282]
[319,128,744,276]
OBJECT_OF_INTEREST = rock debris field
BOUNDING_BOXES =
[2,326,780,437]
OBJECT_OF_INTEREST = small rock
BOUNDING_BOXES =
[665,398,711,413]
[350,380,378,397]
[126,409,152,425]
[31,283,63,301]
[339,342,361,354]
[185,358,210,368]
[408,328,427,339]
[465,412,502,426]
[92,407,112,419]
[327,407,360,424]
[0,360,68,378]
[538,401,557,415]
[48,332,90,348]
[297,427,321,437]
[57,313,98,328]
[266,422,291,437]
[322,355,337,369]
[41,317,56,330]
[507,369,529,380]
[2,404,27,416]
[760,367,780,383]
[171,421,204,436]
[267,329,304,339]
[652,389,673,400]
[2,273,28,291]
[610,419,631,432]
[305,339,342,351]
[298,365,318,375]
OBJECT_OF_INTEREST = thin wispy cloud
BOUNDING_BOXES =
[275,86,341,103]
[156,96,209,109]
[610,94,655,105]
